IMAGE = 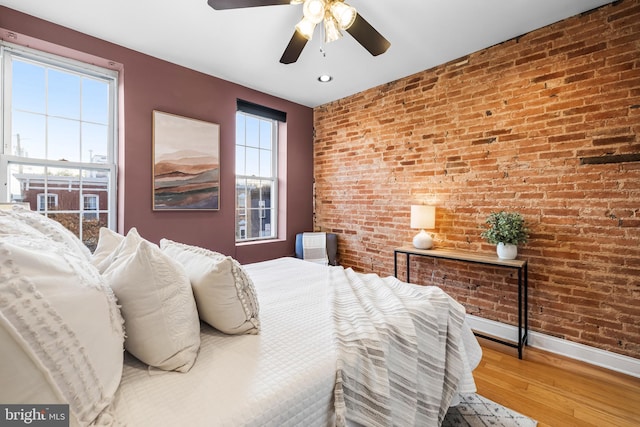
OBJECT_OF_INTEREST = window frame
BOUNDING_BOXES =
[0,42,118,237]
[83,194,99,220]
[235,110,279,243]
[37,192,58,211]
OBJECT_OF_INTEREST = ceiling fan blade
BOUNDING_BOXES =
[279,31,308,64]
[207,0,291,10]
[345,13,390,57]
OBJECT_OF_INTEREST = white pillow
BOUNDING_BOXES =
[8,205,92,261]
[160,239,260,335]
[92,227,125,272]
[103,234,200,372]
[0,235,124,426]
[96,227,144,271]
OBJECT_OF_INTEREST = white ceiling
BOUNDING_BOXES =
[1,0,613,107]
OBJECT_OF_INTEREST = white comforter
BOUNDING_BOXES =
[108,257,480,426]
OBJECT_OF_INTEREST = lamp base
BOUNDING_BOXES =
[412,229,433,249]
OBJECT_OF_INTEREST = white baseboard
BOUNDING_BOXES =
[467,314,640,379]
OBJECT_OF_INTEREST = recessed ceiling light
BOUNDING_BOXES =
[318,74,333,83]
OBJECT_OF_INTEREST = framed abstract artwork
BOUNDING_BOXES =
[152,110,220,210]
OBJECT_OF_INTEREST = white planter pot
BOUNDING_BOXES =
[496,243,518,260]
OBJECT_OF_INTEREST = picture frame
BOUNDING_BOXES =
[152,110,220,210]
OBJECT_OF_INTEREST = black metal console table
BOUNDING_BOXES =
[394,246,529,359]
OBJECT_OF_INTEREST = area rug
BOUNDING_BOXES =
[443,393,537,427]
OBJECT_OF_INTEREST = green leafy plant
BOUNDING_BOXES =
[480,211,529,245]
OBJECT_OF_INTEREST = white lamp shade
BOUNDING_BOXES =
[330,1,357,29]
[295,17,317,40]
[324,15,343,43]
[303,0,326,24]
[410,205,436,230]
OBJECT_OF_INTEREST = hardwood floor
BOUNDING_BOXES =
[473,339,640,427]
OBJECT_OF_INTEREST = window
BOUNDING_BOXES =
[37,193,58,211]
[83,194,99,219]
[235,107,280,242]
[0,43,118,250]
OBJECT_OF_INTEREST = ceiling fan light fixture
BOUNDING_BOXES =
[329,1,356,30]
[209,0,390,65]
[303,0,326,24]
[323,14,342,43]
[295,17,316,40]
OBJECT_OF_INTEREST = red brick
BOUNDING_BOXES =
[313,0,640,359]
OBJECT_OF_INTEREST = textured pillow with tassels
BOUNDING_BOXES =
[0,234,125,426]
[160,239,260,335]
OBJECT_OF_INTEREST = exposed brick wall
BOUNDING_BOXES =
[313,0,640,359]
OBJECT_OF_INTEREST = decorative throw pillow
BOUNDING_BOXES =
[95,227,145,273]
[92,227,125,272]
[160,239,260,335]
[0,235,124,426]
[102,233,200,372]
[7,204,92,261]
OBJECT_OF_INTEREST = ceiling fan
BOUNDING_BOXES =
[207,0,391,64]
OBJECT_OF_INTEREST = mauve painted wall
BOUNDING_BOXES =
[0,7,314,264]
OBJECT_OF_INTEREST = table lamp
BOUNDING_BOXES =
[410,205,435,249]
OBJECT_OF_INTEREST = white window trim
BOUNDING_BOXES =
[36,192,58,211]
[0,41,118,232]
[83,194,99,219]
[235,111,278,243]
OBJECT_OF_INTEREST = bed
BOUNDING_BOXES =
[0,205,481,427]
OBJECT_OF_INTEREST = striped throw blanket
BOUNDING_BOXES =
[330,267,467,427]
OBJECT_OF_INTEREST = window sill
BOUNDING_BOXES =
[235,238,286,247]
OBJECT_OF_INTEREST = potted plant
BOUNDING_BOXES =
[480,211,529,259]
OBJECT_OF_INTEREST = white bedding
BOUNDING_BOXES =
[108,257,481,426]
